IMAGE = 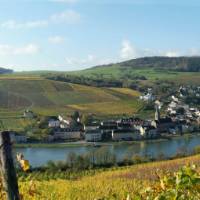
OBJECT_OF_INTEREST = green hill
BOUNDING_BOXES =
[69,56,200,84]
[0,76,142,130]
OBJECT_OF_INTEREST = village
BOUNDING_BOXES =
[11,85,200,144]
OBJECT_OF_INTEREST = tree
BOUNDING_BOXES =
[72,111,80,122]
[81,114,93,125]
[67,152,77,168]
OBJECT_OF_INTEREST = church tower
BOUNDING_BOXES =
[155,101,160,121]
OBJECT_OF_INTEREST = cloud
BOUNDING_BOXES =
[1,20,48,29]
[0,9,80,29]
[120,40,138,59]
[119,39,200,60]
[48,36,65,44]
[165,50,180,57]
[50,10,81,24]
[0,44,40,56]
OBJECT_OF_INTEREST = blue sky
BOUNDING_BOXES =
[0,0,200,71]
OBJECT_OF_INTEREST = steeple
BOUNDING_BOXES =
[155,104,160,121]
[154,100,161,121]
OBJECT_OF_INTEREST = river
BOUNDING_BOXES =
[14,134,200,167]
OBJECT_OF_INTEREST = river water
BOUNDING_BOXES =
[14,134,200,167]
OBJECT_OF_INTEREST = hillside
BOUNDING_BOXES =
[15,154,200,200]
[0,67,13,74]
[69,56,200,84]
[0,75,142,130]
[90,56,200,72]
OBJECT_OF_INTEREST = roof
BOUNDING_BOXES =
[112,129,134,133]
[100,125,118,130]
[156,117,173,124]
[85,129,101,134]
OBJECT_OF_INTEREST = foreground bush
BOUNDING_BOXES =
[142,165,200,200]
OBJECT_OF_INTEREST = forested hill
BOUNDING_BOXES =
[91,56,200,72]
[45,56,200,89]
[0,67,13,74]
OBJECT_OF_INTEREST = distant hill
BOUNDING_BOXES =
[92,56,200,72]
[0,67,13,74]
[67,56,200,85]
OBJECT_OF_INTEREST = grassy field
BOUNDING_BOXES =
[12,154,200,200]
[0,75,142,130]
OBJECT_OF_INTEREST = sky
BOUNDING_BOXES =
[0,0,200,71]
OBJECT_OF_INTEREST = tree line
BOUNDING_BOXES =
[44,73,149,91]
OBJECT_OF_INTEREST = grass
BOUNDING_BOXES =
[14,154,200,200]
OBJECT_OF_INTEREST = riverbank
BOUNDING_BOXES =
[14,132,200,148]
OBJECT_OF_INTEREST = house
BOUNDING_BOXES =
[60,122,70,129]
[58,115,72,125]
[146,126,158,138]
[138,126,158,139]
[53,128,82,140]
[117,122,132,130]
[84,122,100,131]
[85,129,102,142]
[139,92,155,102]
[48,117,60,128]
[10,132,27,143]
[99,121,118,134]
[152,118,175,133]
[171,95,179,102]
[23,110,35,118]
[111,129,140,141]
[152,102,175,133]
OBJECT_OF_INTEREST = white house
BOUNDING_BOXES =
[48,119,60,128]
[138,126,158,138]
[168,101,177,109]
[60,122,70,129]
[58,115,71,125]
[140,93,155,101]
[171,95,179,102]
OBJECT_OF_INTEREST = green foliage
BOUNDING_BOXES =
[142,165,200,200]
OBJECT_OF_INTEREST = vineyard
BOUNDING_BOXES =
[1,154,200,199]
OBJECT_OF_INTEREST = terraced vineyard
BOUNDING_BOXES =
[0,75,142,129]
[1,154,200,200]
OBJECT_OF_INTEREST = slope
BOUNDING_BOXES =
[0,76,142,129]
